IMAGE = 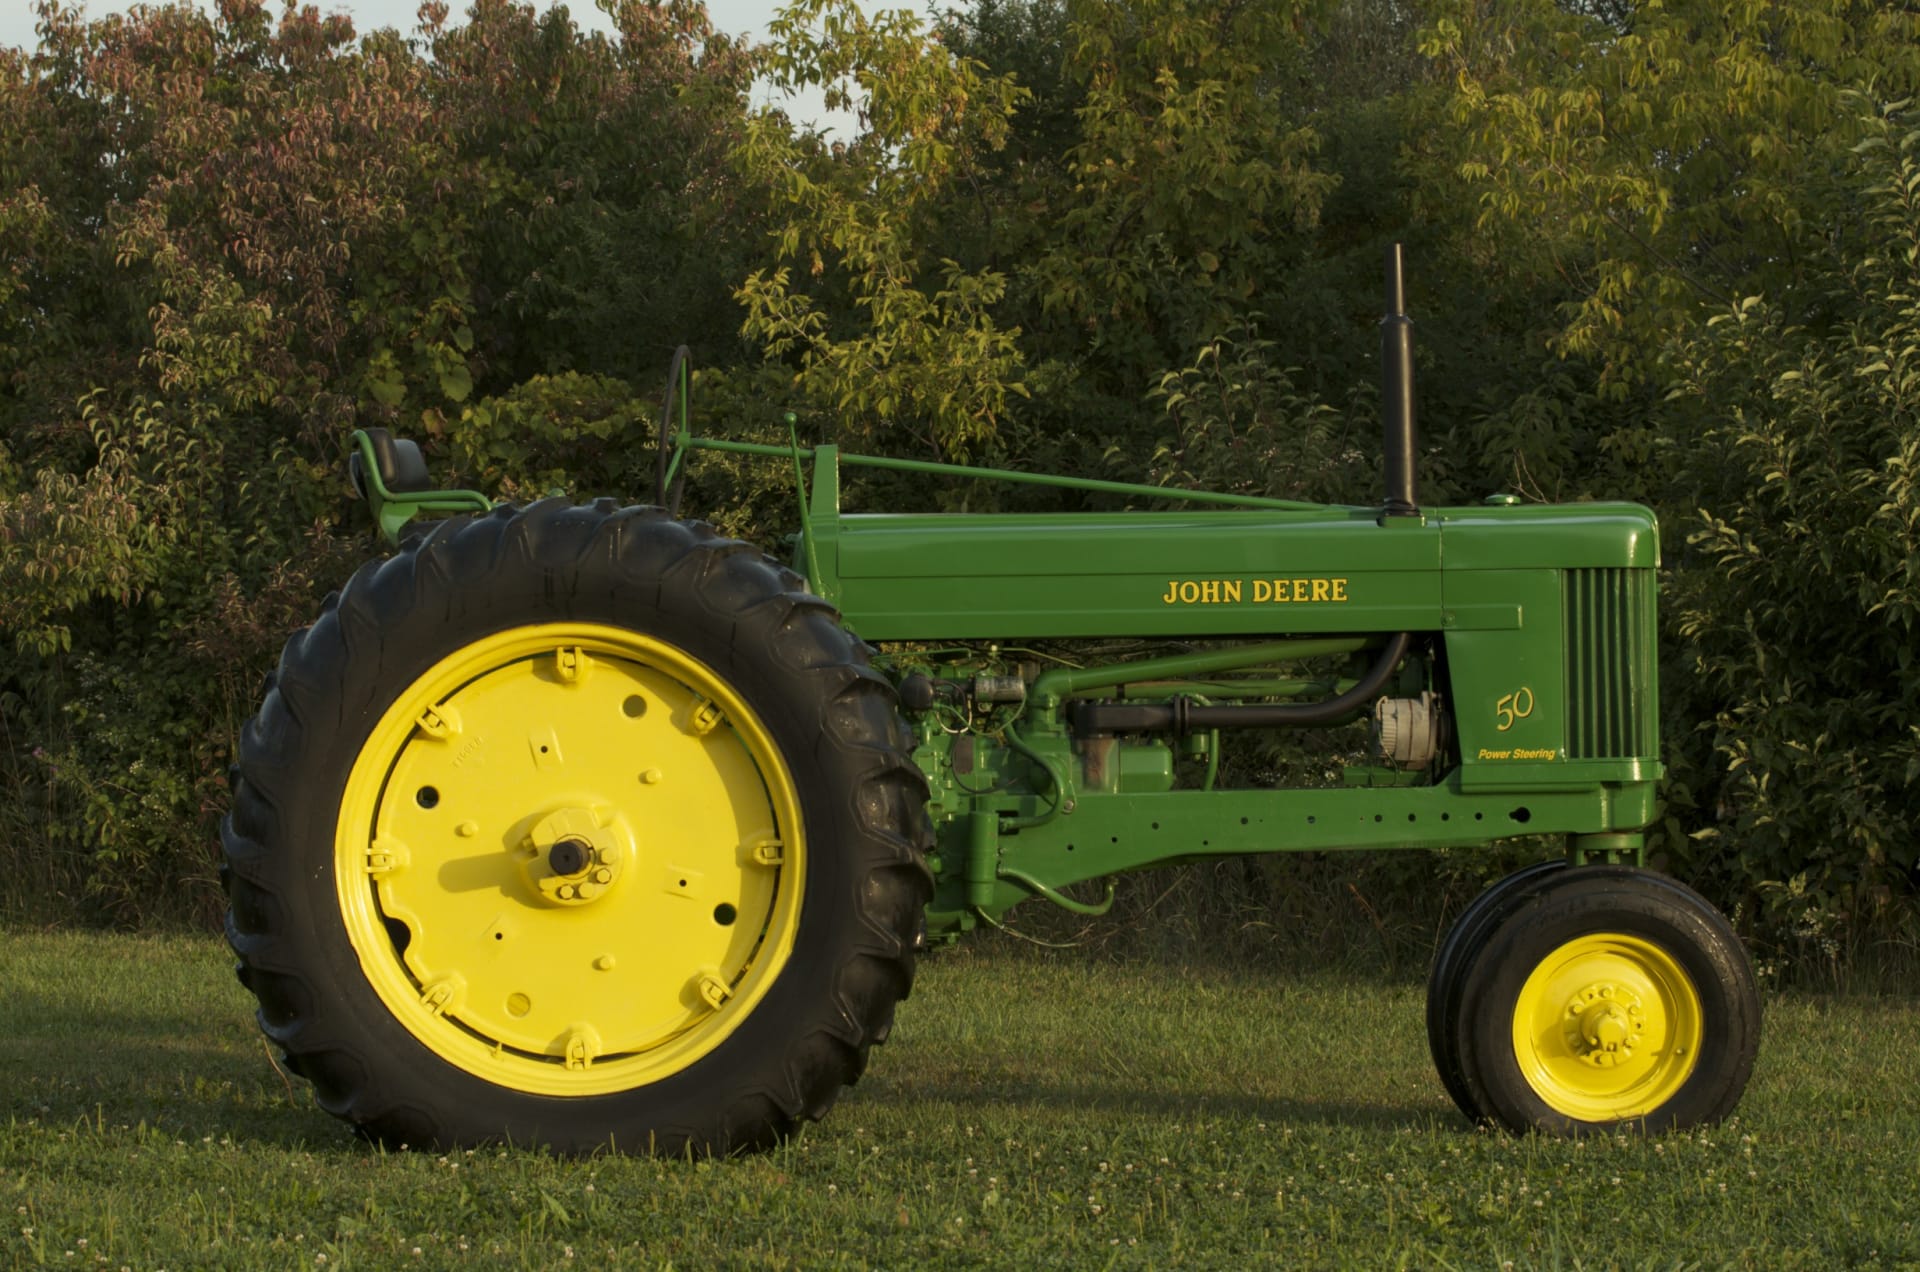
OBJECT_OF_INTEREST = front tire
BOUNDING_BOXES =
[1426,858,1568,1121]
[222,501,931,1154]
[1452,866,1760,1135]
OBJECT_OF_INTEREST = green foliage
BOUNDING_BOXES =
[1028,0,1334,360]
[0,0,748,923]
[3,0,1920,967]
[424,0,759,386]
[667,361,838,542]
[737,0,1033,456]
[1422,0,1920,390]
[934,0,1358,481]
[1134,316,1373,504]
[1661,104,1920,951]
[449,372,650,501]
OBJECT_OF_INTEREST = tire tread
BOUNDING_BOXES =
[221,502,932,1155]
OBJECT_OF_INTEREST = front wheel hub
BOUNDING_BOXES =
[1511,933,1705,1121]
[1565,982,1648,1066]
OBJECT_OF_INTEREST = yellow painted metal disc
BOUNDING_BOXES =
[1509,932,1703,1123]
[334,623,804,1096]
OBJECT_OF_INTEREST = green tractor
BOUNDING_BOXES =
[221,248,1759,1154]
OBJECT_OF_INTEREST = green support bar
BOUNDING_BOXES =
[680,435,1348,512]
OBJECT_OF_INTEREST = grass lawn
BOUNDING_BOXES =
[2,929,1917,1269]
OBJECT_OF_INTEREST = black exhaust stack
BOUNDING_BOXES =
[1380,243,1419,518]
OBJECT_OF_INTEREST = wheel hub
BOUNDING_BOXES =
[523,807,631,906]
[334,625,807,1097]
[1565,982,1647,1066]
[1511,932,1705,1122]
[548,838,590,877]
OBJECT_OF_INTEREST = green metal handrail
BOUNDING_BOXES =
[676,434,1352,513]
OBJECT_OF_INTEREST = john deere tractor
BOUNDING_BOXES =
[220,248,1759,1154]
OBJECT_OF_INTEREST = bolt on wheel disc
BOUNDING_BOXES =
[335,623,804,1097]
[1509,933,1703,1122]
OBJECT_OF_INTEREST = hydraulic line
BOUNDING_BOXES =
[1068,632,1415,735]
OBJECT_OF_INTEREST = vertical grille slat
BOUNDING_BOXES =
[1564,568,1657,760]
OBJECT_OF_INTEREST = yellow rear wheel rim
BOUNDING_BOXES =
[1510,933,1702,1122]
[335,623,804,1097]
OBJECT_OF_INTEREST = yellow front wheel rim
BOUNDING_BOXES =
[335,623,804,1097]
[1510,933,1703,1122]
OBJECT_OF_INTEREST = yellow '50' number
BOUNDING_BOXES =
[1495,686,1535,732]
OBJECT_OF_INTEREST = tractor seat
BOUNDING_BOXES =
[351,427,433,495]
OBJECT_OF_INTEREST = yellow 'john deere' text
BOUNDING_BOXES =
[1160,578,1349,605]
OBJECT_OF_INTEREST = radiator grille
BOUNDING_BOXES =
[1564,568,1658,760]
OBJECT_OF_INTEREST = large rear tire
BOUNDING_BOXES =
[221,501,931,1154]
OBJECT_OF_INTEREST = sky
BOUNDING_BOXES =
[0,0,855,131]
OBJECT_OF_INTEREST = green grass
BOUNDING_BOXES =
[2,931,1917,1270]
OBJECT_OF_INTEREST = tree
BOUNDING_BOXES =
[0,0,763,921]
[735,0,1033,458]
[1662,102,1920,949]
[1422,0,1920,396]
[1426,0,1920,945]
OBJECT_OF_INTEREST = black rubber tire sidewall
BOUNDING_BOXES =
[1454,866,1761,1136]
[1426,857,1569,1123]
[222,502,932,1154]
